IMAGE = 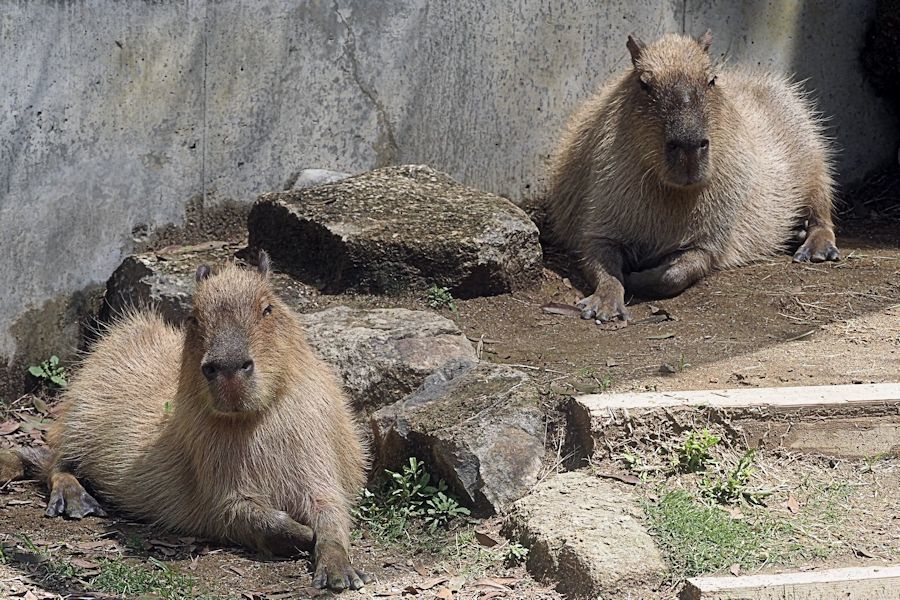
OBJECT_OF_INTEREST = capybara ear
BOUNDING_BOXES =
[196,265,212,283]
[697,29,713,52]
[257,250,271,277]
[627,35,646,66]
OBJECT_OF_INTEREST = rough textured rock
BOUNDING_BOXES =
[248,165,543,297]
[296,306,476,411]
[503,471,666,598]
[100,243,316,325]
[100,247,473,411]
[291,168,351,190]
[372,360,546,515]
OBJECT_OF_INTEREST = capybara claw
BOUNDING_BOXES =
[45,476,107,519]
[793,239,839,263]
[313,541,370,591]
[578,293,629,323]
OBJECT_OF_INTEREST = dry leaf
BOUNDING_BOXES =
[414,564,430,577]
[434,588,453,600]
[448,576,465,591]
[474,530,500,547]
[648,332,675,340]
[0,421,19,435]
[786,493,801,514]
[418,577,449,591]
[729,563,741,576]
[471,577,519,591]
[605,358,621,367]
[541,302,581,318]
[71,558,100,569]
[32,397,49,415]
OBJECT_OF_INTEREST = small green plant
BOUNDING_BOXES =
[90,557,203,599]
[703,449,758,504]
[355,457,470,541]
[28,355,67,388]
[426,285,457,312]
[505,542,529,564]
[676,429,720,473]
[597,372,613,391]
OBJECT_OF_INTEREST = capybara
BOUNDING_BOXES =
[0,252,371,591]
[547,30,839,322]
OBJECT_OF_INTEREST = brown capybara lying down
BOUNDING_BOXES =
[547,30,839,322]
[0,252,371,591]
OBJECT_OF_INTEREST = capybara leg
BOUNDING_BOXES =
[312,538,373,591]
[0,450,24,482]
[45,471,107,519]
[576,240,631,322]
[793,219,839,263]
[626,249,713,298]
[229,501,314,557]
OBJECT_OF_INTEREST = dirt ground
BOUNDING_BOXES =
[1,220,898,599]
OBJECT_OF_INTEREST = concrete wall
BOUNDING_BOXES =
[0,0,896,396]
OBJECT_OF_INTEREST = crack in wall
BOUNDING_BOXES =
[332,0,399,167]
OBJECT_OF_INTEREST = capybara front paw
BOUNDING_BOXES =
[793,233,839,263]
[45,475,107,519]
[313,541,373,591]
[577,292,630,322]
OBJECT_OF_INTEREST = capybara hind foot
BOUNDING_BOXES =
[312,539,373,591]
[46,472,107,519]
[0,450,24,482]
[577,280,630,322]
[793,227,839,263]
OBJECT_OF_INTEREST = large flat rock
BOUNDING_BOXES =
[372,360,546,514]
[503,471,666,599]
[100,247,474,412]
[248,165,542,297]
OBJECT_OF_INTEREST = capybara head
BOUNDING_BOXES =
[626,30,719,188]
[185,251,287,415]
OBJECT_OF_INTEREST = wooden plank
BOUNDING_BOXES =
[577,383,900,411]
[682,565,900,599]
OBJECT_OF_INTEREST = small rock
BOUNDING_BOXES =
[503,472,665,597]
[249,165,542,297]
[372,360,545,514]
[291,168,350,190]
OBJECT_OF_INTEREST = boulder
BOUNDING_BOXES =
[248,165,542,297]
[503,472,666,598]
[372,360,546,515]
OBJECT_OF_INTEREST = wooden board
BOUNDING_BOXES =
[577,383,900,411]
[682,565,900,599]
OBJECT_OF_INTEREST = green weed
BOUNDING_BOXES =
[425,285,457,312]
[28,355,67,388]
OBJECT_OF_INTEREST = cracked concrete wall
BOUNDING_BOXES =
[0,0,896,398]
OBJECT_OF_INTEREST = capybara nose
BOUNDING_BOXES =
[667,138,709,153]
[202,359,254,380]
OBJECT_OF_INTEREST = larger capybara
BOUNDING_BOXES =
[0,252,370,591]
[547,30,839,322]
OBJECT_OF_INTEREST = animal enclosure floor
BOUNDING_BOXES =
[1,219,897,599]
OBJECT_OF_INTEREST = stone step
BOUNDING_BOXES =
[503,471,665,598]
[681,565,900,599]
[566,383,900,461]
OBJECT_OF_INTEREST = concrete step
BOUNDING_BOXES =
[681,565,900,599]
[566,383,900,462]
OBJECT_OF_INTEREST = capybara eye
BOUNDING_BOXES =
[262,305,273,317]
[639,79,651,93]
[708,76,717,87]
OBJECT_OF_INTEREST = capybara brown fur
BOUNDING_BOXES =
[0,252,371,591]
[547,30,839,322]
